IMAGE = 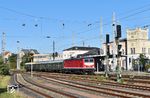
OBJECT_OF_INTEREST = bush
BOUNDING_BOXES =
[145,64,150,71]
[0,65,9,75]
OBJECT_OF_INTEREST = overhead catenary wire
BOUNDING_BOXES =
[1,3,150,53]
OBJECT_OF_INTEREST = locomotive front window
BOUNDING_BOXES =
[84,59,88,62]
[89,59,93,62]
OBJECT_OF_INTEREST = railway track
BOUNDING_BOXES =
[31,73,150,98]
[33,72,150,92]
[110,77,150,84]
[14,74,53,98]
[34,72,150,84]
[21,74,80,98]
[68,76,150,92]
[42,76,150,98]
[16,74,79,98]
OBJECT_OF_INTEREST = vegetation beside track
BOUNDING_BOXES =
[0,75,23,98]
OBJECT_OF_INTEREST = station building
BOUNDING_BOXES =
[102,27,150,71]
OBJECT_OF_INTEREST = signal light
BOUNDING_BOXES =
[106,34,109,44]
[107,45,110,55]
[116,25,121,38]
[118,44,122,56]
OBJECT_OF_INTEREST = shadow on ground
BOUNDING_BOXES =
[0,88,7,94]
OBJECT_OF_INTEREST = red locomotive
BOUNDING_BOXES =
[63,57,95,74]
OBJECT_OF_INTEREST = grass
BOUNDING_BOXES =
[0,75,23,98]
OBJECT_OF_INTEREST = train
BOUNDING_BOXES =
[25,57,95,74]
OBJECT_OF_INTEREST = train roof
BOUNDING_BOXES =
[25,60,64,65]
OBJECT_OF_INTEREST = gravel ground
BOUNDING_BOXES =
[9,74,45,98]
[28,74,114,98]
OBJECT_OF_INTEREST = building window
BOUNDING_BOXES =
[131,48,133,54]
[133,48,135,54]
[142,48,146,53]
[122,49,124,55]
[131,48,135,54]
[131,36,134,38]
[148,48,150,54]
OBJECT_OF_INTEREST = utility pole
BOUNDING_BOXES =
[82,41,85,47]
[97,17,103,72]
[105,34,109,77]
[72,32,74,47]
[100,17,103,46]
[53,41,55,61]
[116,24,122,82]
[1,32,6,63]
[112,12,116,71]
[30,53,34,77]
[17,41,20,70]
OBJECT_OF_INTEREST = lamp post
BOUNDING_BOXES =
[17,41,20,70]
[46,36,55,61]
[30,53,34,77]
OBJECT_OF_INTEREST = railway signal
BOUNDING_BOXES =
[105,34,110,77]
[106,34,109,44]
[118,44,122,56]
[115,24,122,82]
[116,25,121,38]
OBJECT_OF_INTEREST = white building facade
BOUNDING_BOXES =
[127,28,150,70]
[102,28,150,71]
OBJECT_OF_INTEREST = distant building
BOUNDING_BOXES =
[19,49,39,63]
[33,53,63,62]
[20,49,39,57]
[63,46,100,59]
[4,51,12,63]
[31,46,100,64]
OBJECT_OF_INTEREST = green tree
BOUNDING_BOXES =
[0,64,9,75]
[139,54,148,71]
[0,56,9,75]
[8,54,17,69]
[0,56,3,65]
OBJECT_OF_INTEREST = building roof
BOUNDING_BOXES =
[4,51,11,56]
[21,49,39,54]
[77,48,100,58]
[63,46,100,51]
[103,38,127,44]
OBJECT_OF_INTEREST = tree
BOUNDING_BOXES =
[8,54,17,69]
[0,56,3,65]
[132,54,148,71]
[0,64,9,75]
[139,54,148,71]
[0,56,9,75]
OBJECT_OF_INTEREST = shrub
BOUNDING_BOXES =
[145,64,150,71]
[0,64,9,75]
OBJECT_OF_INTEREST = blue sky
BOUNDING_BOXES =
[0,0,150,53]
